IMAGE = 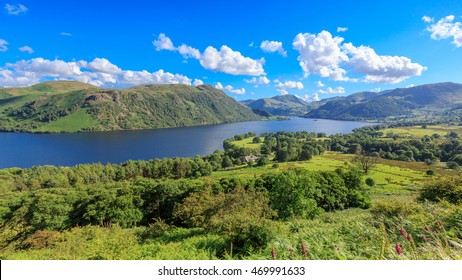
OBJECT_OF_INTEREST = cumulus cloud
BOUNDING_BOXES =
[295,94,311,102]
[153,33,176,51]
[0,57,199,88]
[277,89,289,95]
[337,27,348,32]
[292,30,426,83]
[0,39,8,52]
[153,34,265,76]
[18,45,34,54]
[193,79,204,86]
[422,16,434,23]
[312,93,320,101]
[276,80,304,90]
[424,15,462,47]
[343,43,427,83]
[317,86,345,94]
[86,58,122,74]
[293,31,349,81]
[60,32,72,36]
[4,3,27,15]
[260,40,287,56]
[177,44,201,59]
[316,81,325,87]
[244,76,270,87]
[214,82,246,95]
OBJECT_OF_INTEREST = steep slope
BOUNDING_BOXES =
[0,82,260,132]
[305,82,462,121]
[241,94,309,116]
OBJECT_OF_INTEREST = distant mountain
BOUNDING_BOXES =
[0,81,260,132]
[240,94,309,116]
[305,82,462,121]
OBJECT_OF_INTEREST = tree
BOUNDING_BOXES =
[353,150,380,174]
[252,136,261,143]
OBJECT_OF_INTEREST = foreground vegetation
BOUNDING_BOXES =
[0,123,461,260]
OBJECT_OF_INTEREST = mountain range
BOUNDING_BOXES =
[0,81,260,133]
[305,82,462,120]
[240,94,310,116]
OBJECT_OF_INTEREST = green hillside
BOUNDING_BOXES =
[0,81,260,132]
[305,82,462,121]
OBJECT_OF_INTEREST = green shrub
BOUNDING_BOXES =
[419,177,462,204]
[365,178,376,187]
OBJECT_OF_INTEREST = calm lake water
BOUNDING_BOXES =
[0,118,376,169]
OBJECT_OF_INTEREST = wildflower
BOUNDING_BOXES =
[288,248,294,253]
[395,243,403,255]
[301,242,307,258]
[437,221,443,227]
[271,247,277,260]
[434,228,439,234]
[421,235,428,241]
[399,228,408,237]
[424,226,431,232]
[406,233,412,241]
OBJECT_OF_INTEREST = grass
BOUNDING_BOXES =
[380,125,462,138]
[231,137,264,150]
[35,109,98,133]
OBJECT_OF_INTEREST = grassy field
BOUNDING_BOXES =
[35,109,98,133]
[380,124,462,138]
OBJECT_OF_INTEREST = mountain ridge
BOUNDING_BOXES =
[0,81,260,133]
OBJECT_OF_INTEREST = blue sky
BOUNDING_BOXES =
[0,0,461,101]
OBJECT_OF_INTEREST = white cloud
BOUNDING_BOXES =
[312,93,320,101]
[293,30,426,84]
[424,15,462,47]
[193,79,204,86]
[260,40,287,56]
[316,81,325,87]
[405,84,415,88]
[422,16,434,23]
[18,45,34,54]
[295,94,311,102]
[177,44,201,59]
[153,34,265,76]
[4,3,27,15]
[370,88,381,93]
[277,89,289,95]
[60,32,72,36]
[200,45,265,76]
[337,27,348,32]
[0,57,199,88]
[343,43,427,83]
[0,39,8,52]
[317,86,345,94]
[244,76,270,87]
[276,80,304,90]
[249,42,254,47]
[153,33,176,51]
[86,58,122,74]
[214,82,246,95]
[293,31,349,81]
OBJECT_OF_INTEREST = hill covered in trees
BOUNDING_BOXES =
[0,81,260,133]
[305,82,462,121]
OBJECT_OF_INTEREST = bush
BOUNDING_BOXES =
[365,178,376,187]
[447,161,459,169]
[419,177,462,204]
[425,170,435,176]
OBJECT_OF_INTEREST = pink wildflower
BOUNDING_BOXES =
[271,247,277,260]
[399,228,408,236]
[395,243,404,255]
[301,242,307,257]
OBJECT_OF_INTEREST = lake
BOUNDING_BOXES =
[0,118,376,169]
